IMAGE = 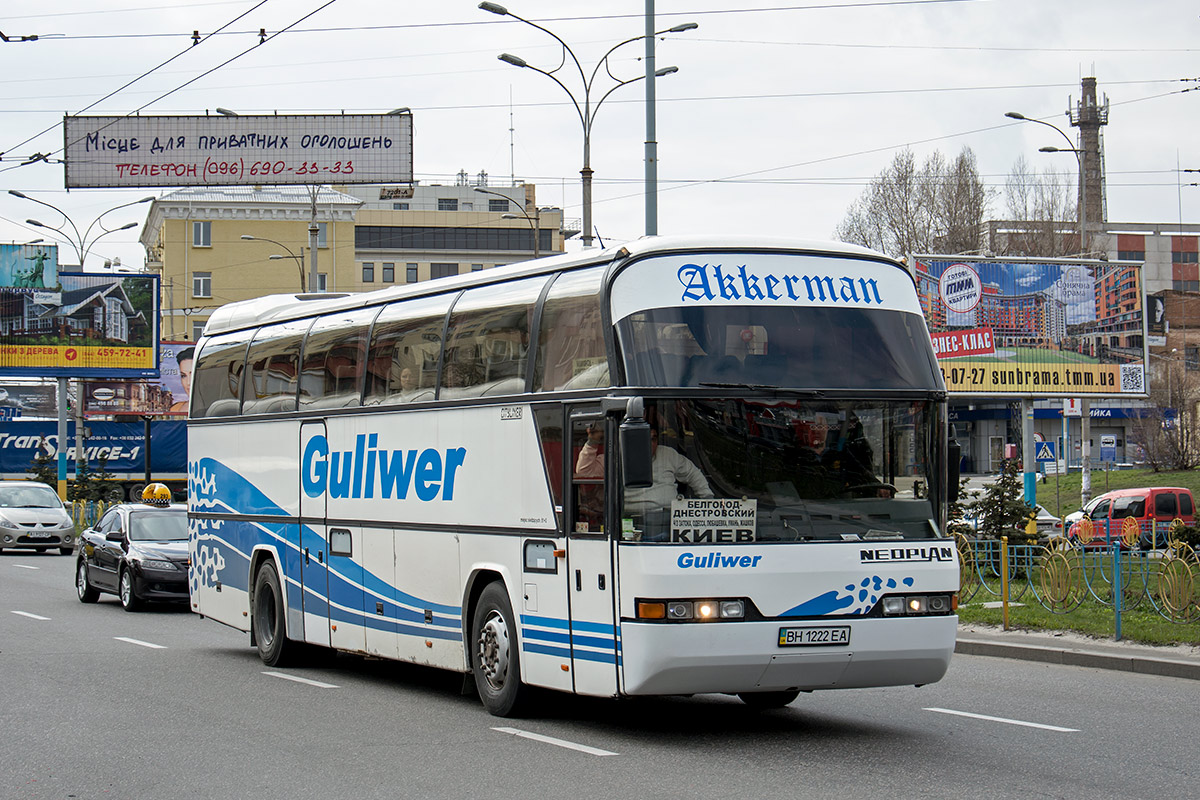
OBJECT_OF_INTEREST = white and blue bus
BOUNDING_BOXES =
[187,235,960,715]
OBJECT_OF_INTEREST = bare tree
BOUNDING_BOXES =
[834,147,988,258]
[1126,360,1200,471]
[991,155,1078,257]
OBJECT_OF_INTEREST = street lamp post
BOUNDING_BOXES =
[479,2,694,248]
[8,190,152,268]
[1006,110,1094,505]
[474,186,541,258]
[240,234,306,292]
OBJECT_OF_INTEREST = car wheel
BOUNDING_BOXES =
[76,560,100,603]
[118,568,142,611]
[472,581,528,717]
[737,690,800,709]
[253,561,303,667]
[59,546,74,556]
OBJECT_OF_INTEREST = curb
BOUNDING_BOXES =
[955,637,1200,682]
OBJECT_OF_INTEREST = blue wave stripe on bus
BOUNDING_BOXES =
[192,457,462,619]
[523,642,572,659]
[327,602,463,642]
[521,625,621,655]
[521,614,616,636]
[522,642,619,665]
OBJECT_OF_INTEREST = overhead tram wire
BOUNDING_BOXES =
[0,0,344,176]
[0,0,273,162]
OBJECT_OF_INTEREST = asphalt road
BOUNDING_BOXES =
[4,550,1198,800]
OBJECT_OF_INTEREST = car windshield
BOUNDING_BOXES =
[615,397,941,544]
[0,484,63,509]
[128,511,188,542]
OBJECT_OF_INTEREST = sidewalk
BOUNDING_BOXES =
[956,623,1200,681]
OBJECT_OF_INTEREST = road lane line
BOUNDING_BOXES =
[925,707,1079,732]
[492,727,618,756]
[262,671,339,688]
[114,637,167,649]
[11,610,50,620]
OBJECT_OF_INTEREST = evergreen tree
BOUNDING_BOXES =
[968,459,1035,541]
[27,436,57,489]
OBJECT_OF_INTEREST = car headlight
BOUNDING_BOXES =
[0,514,17,530]
[141,559,176,571]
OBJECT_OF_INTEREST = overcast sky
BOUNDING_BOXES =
[1,0,1197,271]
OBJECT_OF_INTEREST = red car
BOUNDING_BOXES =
[1066,487,1194,549]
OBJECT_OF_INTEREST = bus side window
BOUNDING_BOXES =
[442,277,545,399]
[364,294,452,406]
[191,329,254,418]
[298,307,376,410]
[243,318,309,415]
[534,266,607,392]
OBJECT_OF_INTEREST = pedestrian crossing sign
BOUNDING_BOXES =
[1035,441,1056,462]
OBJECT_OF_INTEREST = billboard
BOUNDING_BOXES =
[0,382,58,419]
[82,341,192,416]
[63,114,413,188]
[0,273,160,378]
[0,243,60,292]
[913,255,1147,398]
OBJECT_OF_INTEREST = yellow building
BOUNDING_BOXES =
[140,179,571,341]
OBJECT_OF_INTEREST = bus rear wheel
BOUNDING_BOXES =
[472,582,528,717]
[253,561,302,667]
[738,690,800,709]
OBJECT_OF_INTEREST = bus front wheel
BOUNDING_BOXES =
[472,582,528,717]
[253,561,302,668]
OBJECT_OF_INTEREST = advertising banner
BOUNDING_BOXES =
[0,273,159,378]
[63,114,413,188]
[913,255,1147,398]
[0,243,60,291]
[0,419,185,475]
[0,382,58,419]
[82,341,192,416]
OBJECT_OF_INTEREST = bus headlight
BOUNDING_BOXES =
[881,593,956,616]
[638,598,747,621]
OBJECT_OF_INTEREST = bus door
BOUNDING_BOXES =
[326,525,365,653]
[565,412,619,696]
[299,421,331,647]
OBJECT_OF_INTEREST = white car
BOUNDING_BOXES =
[0,481,76,555]
[960,503,1064,540]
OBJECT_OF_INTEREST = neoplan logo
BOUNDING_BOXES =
[859,546,955,564]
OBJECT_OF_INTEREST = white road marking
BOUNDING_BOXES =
[492,726,618,756]
[262,671,339,688]
[925,707,1079,732]
[11,610,50,620]
[114,637,167,649]
[12,564,39,570]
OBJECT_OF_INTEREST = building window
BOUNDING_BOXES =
[193,272,212,298]
[317,273,328,292]
[1172,251,1199,264]
[362,262,375,282]
[317,222,328,248]
[431,263,458,279]
[1173,280,1200,292]
[382,263,395,283]
[356,225,553,252]
[1118,250,1145,262]
[393,203,410,210]
[471,263,483,272]
[406,263,418,283]
[438,198,458,211]
[488,198,509,213]
[462,202,474,212]
[192,320,206,341]
[192,221,211,247]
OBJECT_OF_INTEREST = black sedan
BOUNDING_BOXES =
[75,503,188,611]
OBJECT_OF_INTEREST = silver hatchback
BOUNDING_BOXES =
[0,481,76,555]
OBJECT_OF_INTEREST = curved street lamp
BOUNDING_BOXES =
[1004,111,1087,251]
[8,190,152,268]
[474,186,541,258]
[241,234,306,292]
[480,2,695,248]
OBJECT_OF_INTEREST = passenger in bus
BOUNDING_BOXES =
[574,422,606,530]
[624,428,713,518]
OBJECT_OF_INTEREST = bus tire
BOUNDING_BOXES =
[253,561,301,668]
[472,581,528,717]
[738,690,800,709]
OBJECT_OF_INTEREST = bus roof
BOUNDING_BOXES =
[201,235,898,337]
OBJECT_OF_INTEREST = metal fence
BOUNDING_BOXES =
[956,518,1200,627]
[70,500,109,529]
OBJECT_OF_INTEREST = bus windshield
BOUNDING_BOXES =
[616,398,940,544]
[616,305,940,390]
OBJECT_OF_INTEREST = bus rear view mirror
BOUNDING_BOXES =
[620,397,653,488]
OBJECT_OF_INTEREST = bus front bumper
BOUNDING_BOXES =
[619,615,957,696]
